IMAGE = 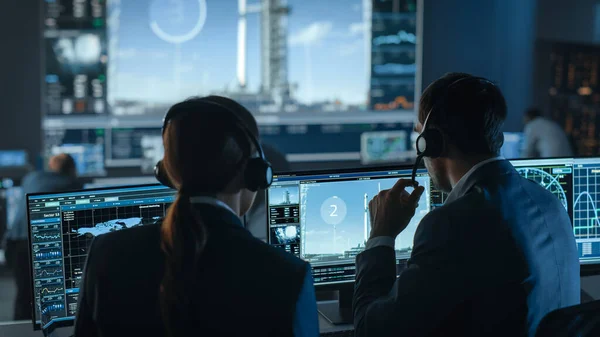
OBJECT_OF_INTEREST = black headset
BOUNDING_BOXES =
[411,76,498,183]
[154,98,273,192]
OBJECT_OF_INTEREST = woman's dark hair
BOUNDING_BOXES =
[419,72,507,156]
[159,96,258,336]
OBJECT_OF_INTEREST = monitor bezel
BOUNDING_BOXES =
[27,182,168,331]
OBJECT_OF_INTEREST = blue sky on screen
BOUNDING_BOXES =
[301,175,430,255]
[108,0,369,105]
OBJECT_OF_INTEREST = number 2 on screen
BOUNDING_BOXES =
[329,205,338,217]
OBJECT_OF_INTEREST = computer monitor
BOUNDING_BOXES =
[510,158,574,219]
[43,1,424,171]
[27,184,175,331]
[106,127,162,168]
[571,158,600,266]
[266,165,433,323]
[0,150,28,167]
[501,132,523,159]
[360,130,415,165]
[43,0,422,119]
[44,128,107,177]
[509,157,600,266]
[43,1,107,116]
[102,0,420,117]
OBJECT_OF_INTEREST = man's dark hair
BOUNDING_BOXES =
[525,107,542,120]
[419,72,507,156]
[49,153,77,176]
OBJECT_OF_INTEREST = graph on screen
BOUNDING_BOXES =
[515,165,572,214]
[573,163,600,260]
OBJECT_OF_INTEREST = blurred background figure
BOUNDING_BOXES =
[3,153,81,320]
[245,143,290,241]
[521,108,573,158]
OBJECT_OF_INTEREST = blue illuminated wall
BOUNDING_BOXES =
[421,0,537,132]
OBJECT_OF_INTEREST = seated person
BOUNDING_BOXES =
[521,107,573,158]
[75,96,319,337]
[354,73,580,337]
[4,153,81,320]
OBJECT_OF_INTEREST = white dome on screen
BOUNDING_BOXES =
[75,34,102,64]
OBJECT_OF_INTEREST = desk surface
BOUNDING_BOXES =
[318,300,354,334]
[319,316,353,334]
[1,317,353,337]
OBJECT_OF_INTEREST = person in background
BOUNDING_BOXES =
[521,107,573,158]
[75,96,319,337]
[245,143,291,241]
[4,153,81,320]
[353,73,579,337]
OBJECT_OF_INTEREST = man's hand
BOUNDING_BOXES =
[369,179,425,239]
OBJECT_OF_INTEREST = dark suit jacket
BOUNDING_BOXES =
[74,203,309,337]
[353,159,580,337]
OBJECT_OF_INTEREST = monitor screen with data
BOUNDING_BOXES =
[267,158,600,288]
[510,158,574,219]
[571,158,600,264]
[266,166,432,285]
[44,0,421,118]
[508,157,600,265]
[433,157,600,265]
[43,128,106,177]
[0,150,28,167]
[27,184,175,330]
[105,0,420,117]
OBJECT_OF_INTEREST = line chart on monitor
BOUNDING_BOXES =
[573,164,600,242]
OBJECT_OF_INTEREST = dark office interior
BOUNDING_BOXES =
[1,0,600,336]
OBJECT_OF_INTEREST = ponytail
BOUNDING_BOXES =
[160,193,209,337]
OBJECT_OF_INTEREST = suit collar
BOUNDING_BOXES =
[445,158,514,203]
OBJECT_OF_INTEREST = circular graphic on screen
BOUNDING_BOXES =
[74,34,102,64]
[516,167,568,211]
[320,196,347,226]
[285,226,298,238]
[149,0,207,44]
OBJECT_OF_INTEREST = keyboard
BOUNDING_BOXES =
[320,329,354,337]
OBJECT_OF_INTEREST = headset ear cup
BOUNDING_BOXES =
[244,158,273,192]
[416,134,427,155]
[154,160,175,189]
[417,129,445,158]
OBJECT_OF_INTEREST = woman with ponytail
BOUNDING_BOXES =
[74,96,319,337]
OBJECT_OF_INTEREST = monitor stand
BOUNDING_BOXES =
[318,288,353,325]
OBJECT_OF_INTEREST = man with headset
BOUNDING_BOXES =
[353,73,580,337]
